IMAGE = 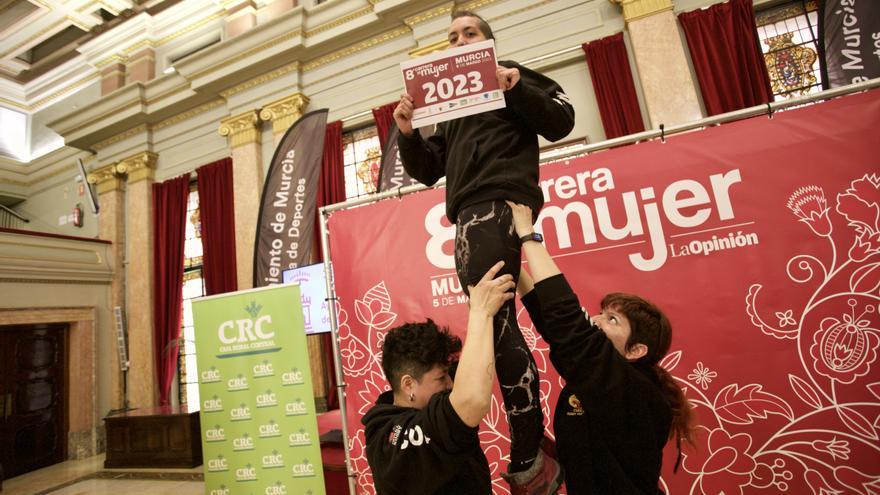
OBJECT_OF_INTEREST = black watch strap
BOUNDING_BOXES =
[519,232,543,244]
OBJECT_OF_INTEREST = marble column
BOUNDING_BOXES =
[116,151,158,408]
[88,163,126,411]
[259,92,309,148]
[611,0,703,127]
[219,110,262,290]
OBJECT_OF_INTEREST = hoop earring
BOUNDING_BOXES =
[409,393,414,402]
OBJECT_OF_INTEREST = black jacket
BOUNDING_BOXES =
[362,390,491,495]
[521,275,672,494]
[398,60,575,223]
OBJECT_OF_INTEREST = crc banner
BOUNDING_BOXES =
[328,89,880,494]
[193,284,325,495]
[819,0,880,88]
[401,39,504,128]
[376,124,420,192]
[254,110,328,287]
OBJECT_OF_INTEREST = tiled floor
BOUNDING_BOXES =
[1,455,204,495]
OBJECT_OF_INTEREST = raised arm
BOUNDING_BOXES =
[500,62,575,142]
[394,93,446,186]
[449,260,514,427]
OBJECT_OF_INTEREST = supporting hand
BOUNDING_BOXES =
[506,201,534,238]
[467,260,515,318]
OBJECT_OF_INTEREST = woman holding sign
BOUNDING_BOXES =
[393,10,575,495]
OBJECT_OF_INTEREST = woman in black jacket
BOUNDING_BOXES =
[507,201,697,494]
[393,11,574,495]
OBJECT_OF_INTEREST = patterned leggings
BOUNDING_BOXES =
[455,200,543,471]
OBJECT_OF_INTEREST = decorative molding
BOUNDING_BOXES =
[0,97,29,111]
[410,39,448,57]
[154,98,225,130]
[219,62,300,98]
[96,54,130,69]
[0,19,65,60]
[30,73,101,112]
[156,12,226,47]
[305,47,411,89]
[460,0,499,10]
[259,93,310,135]
[92,124,149,151]
[609,0,673,22]
[0,279,110,286]
[302,26,410,72]
[305,6,374,38]
[117,151,158,183]
[403,2,454,28]
[219,110,261,148]
[87,163,123,194]
[0,307,96,326]
[190,28,303,82]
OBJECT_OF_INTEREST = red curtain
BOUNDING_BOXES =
[197,157,237,296]
[152,174,190,406]
[316,120,345,411]
[372,102,397,152]
[678,0,773,116]
[581,33,646,139]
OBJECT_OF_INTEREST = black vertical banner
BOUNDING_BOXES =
[376,124,421,192]
[253,109,328,287]
[818,0,880,89]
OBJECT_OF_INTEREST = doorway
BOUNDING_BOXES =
[0,323,67,479]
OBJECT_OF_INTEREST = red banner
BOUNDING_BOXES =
[328,89,880,494]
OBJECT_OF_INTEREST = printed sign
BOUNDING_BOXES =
[401,39,505,128]
[193,284,326,495]
[328,89,880,494]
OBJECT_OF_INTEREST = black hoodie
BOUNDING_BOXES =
[398,60,575,223]
[361,390,491,495]
[521,275,672,494]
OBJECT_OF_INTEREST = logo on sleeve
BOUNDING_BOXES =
[567,394,584,416]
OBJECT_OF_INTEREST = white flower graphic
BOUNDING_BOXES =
[687,361,718,390]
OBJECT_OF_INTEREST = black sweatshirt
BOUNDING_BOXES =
[398,60,575,223]
[521,275,672,495]
[361,390,491,495]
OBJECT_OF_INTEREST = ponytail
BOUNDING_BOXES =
[654,364,696,472]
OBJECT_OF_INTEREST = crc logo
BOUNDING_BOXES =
[218,314,274,345]
[259,421,281,438]
[281,369,304,385]
[265,483,287,495]
[230,404,251,421]
[207,456,229,472]
[291,460,316,478]
[261,452,284,468]
[227,375,249,391]
[256,391,278,408]
[203,396,223,412]
[205,425,225,442]
[201,368,221,383]
[209,485,230,495]
[285,400,308,416]
[233,435,255,451]
[253,361,274,377]
[288,430,312,446]
[234,466,257,481]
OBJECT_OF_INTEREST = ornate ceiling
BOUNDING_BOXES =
[0,0,173,83]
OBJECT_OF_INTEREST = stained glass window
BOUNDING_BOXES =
[756,0,823,101]
[343,125,382,199]
[179,182,204,409]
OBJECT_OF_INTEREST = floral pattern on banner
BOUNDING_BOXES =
[336,173,880,494]
[678,173,880,494]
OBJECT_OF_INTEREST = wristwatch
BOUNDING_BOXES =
[519,232,543,244]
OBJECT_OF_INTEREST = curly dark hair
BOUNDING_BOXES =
[381,319,462,393]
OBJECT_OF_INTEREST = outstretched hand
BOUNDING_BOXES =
[467,261,515,318]
[496,66,520,91]
[506,201,534,237]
